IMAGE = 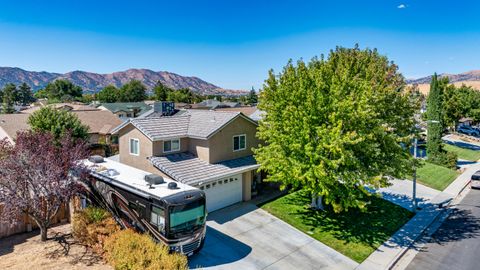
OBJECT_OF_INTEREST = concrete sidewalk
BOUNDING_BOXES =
[376,179,440,211]
[357,163,480,270]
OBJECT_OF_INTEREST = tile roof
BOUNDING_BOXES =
[215,106,259,116]
[123,109,252,140]
[150,153,259,185]
[74,111,124,134]
[0,109,123,141]
[0,114,30,141]
[98,102,152,115]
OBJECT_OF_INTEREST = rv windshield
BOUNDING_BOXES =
[169,200,205,238]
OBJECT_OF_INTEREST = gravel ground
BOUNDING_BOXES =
[0,223,111,270]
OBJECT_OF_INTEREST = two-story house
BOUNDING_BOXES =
[112,104,261,212]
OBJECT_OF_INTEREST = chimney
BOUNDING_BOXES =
[153,101,175,116]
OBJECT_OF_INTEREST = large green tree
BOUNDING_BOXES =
[97,85,120,103]
[43,79,83,101]
[2,83,18,114]
[254,46,416,212]
[28,106,89,141]
[119,80,147,102]
[153,81,173,101]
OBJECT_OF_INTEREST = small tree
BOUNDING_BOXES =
[247,87,258,105]
[153,81,173,101]
[119,80,147,102]
[28,106,90,141]
[0,131,89,241]
[2,83,18,114]
[97,85,120,103]
[426,74,446,160]
[18,82,35,106]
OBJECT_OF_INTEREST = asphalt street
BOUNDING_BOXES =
[407,189,480,270]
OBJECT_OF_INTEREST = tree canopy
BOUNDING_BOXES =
[2,83,17,114]
[247,87,258,105]
[42,79,83,101]
[118,80,147,102]
[18,82,35,106]
[0,131,89,241]
[97,85,120,103]
[153,81,173,101]
[254,46,416,212]
[28,106,90,141]
[443,83,480,128]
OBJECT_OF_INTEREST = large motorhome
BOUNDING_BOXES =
[83,156,206,256]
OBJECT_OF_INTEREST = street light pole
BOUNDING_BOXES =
[412,137,418,212]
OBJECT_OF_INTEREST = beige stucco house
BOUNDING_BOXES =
[112,105,261,212]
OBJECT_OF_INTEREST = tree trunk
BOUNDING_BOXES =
[40,225,48,241]
[311,194,324,210]
[30,215,49,242]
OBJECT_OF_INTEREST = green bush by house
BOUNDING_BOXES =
[104,229,188,270]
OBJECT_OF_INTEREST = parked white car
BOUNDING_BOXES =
[457,125,480,137]
[471,170,480,189]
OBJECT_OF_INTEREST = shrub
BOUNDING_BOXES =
[429,151,458,170]
[104,229,188,270]
[72,207,120,253]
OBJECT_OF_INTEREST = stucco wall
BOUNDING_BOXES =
[188,138,210,162]
[242,170,252,201]
[208,116,259,163]
[118,124,158,174]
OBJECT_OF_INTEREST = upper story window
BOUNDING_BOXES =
[129,138,140,156]
[233,134,246,151]
[164,139,180,153]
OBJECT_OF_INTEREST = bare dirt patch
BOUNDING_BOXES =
[0,223,111,270]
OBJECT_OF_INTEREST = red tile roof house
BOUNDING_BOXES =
[112,104,262,212]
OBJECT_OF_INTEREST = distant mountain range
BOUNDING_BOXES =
[0,67,247,96]
[407,70,480,94]
[407,70,480,84]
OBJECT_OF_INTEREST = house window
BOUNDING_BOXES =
[150,206,165,232]
[233,135,246,151]
[129,138,140,156]
[164,139,180,153]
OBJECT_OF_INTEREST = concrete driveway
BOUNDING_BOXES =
[189,203,358,270]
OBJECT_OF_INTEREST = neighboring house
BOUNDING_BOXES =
[0,108,123,156]
[215,106,265,121]
[190,99,240,110]
[112,104,261,212]
[21,102,98,114]
[97,102,152,119]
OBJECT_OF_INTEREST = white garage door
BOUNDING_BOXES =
[201,174,243,212]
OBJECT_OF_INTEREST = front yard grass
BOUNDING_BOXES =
[444,143,480,161]
[260,190,413,263]
[413,161,460,191]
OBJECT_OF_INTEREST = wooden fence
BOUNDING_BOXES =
[0,203,70,239]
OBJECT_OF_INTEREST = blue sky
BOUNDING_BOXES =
[0,0,479,90]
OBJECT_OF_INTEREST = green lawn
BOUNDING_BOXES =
[444,143,480,161]
[414,161,460,191]
[260,191,413,263]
